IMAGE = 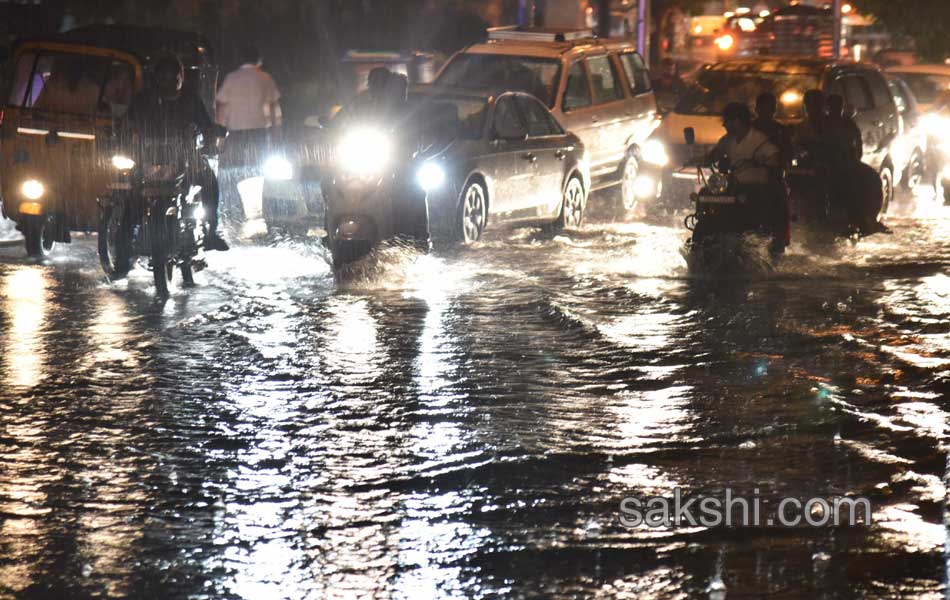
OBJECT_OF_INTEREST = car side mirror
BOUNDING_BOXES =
[684,127,696,146]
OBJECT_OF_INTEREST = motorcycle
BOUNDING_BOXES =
[322,121,430,274]
[680,127,777,275]
[97,127,221,296]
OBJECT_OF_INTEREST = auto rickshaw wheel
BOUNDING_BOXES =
[98,202,133,280]
[22,214,57,258]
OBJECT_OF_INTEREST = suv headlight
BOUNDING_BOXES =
[338,128,392,178]
[21,179,45,200]
[112,155,135,171]
[642,139,669,167]
[263,155,294,180]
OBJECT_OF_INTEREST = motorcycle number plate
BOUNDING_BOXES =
[698,195,737,205]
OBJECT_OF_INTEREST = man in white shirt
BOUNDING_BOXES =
[215,45,281,233]
[710,102,787,253]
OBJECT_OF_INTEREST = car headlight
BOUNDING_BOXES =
[112,155,135,171]
[642,139,669,167]
[417,162,445,192]
[338,128,392,178]
[21,179,45,200]
[263,155,294,181]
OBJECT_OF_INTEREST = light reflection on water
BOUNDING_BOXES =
[0,204,948,598]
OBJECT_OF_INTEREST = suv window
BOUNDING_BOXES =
[865,72,893,109]
[563,61,592,111]
[619,52,651,94]
[516,95,563,137]
[493,95,527,139]
[841,76,872,112]
[588,55,623,104]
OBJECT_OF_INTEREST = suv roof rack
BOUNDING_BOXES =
[487,26,596,43]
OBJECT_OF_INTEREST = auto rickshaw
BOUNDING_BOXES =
[0,25,218,257]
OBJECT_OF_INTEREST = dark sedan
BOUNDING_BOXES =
[410,90,591,244]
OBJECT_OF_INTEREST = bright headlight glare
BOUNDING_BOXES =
[417,162,446,192]
[633,175,655,198]
[263,155,294,180]
[21,179,44,200]
[642,139,669,167]
[338,128,392,178]
[112,155,135,171]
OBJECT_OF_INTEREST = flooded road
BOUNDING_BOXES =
[0,198,949,599]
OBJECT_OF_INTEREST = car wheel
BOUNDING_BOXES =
[879,166,894,217]
[556,176,586,231]
[619,154,639,214]
[901,150,924,192]
[458,180,487,244]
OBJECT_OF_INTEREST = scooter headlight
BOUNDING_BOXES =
[263,155,294,180]
[642,139,669,167]
[338,128,392,178]
[417,162,445,192]
[21,179,45,200]
[112,155,135,171]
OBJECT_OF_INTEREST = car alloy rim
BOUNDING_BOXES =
[564,179,584,227]
[463,184,485,242]
[622,157,638,210]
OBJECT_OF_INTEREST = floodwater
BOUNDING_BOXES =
[0,196,948,599]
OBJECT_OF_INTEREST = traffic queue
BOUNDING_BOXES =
[1,21,946,293]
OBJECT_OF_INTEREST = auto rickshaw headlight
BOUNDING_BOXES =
[417,162,445,192]
[112,155,135,171]
[263,155,294,180]
[338,128,392,179]
[21,179,45,200]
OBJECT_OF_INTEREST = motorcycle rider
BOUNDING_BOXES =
[123,53,229,251]
[710,102,786,254]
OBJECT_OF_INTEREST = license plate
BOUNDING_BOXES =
[698,195,737,205]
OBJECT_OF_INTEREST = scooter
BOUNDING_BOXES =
[323,124,430,273]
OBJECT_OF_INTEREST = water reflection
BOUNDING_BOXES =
[2,267,49,388]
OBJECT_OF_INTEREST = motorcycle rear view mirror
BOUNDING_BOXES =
[684,127,696,146]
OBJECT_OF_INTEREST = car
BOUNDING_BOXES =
[261,50,441,235]
[640,57,903,214]
[413,89,591,244]
[886,64,950,203]
[433,26,657,217]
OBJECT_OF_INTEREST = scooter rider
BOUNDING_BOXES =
[123,53,229,251]
[710,102,786,253]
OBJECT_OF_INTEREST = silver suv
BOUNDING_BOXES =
[434,27,659,216]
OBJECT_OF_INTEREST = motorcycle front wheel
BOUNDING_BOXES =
[98,200,133,280]
[149,214,176,297]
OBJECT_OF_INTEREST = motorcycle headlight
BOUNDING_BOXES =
[263,155,294,181]
[417,162,445,192]
[642,139,669,167]
[338,128,392,178]
[112,155,135,171]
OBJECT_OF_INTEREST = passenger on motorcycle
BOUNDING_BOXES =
[122,53,229,251]
[710,102,787,254]
[753,92,792,251]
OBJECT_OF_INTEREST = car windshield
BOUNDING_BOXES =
[675,68,820,120]
[7,51,135,118]
[895,72,950,106]
[434,54,560,107]
[406,94,488,142]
